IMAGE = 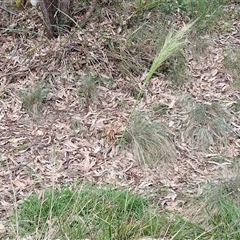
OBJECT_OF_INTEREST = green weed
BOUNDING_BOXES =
[76,74,99,107]
[70,118,84,134]
[20,82,48,115]
[223,47,240,89]
[233,100,240,112]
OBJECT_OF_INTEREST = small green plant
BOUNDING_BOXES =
[233,100,240,112]
[223,47,240,88]
[13,143,29,153]
[184,102,232,152]
[167,53,188,87]
[135,19,197,103]
[70,118,83,134]
[152,103,168,115]
[20,82,48,115]
[125,113,176,166]
[76,74,99,107]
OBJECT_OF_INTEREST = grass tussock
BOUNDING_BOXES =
[184,102,232,152]
[223,47,240,89]
[183,183,240,239]
[205,181,240,236]
[125,113,176,166]
[20,82,48,116]
[76,74,99,107]
[166,53,189,88]
[205,186,240,239]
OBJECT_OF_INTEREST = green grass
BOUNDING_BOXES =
[3,1,240,240]
[76,74,99,107]
[223,47,240,89]
[134,19,197,104]
[6,182,240,239]
[182,180,240,240]
[134,0,228,33]
[134,0,187,15]
[207,189,240,230]
[20,82,48,116]
[185,0,227,31]
[204,180,240,239]
[5,184,207,239]
[233,100,240,112]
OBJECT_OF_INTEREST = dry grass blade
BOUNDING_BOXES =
[184,102,232,152]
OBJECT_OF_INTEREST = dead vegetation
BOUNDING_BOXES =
[0,0,240,237]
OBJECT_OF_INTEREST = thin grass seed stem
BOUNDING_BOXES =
[136,19,197,104]
[120,20,197,149]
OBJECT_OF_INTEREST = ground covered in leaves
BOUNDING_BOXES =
[0,0,240,232]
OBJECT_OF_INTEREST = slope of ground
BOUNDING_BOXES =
[0,0,240,234]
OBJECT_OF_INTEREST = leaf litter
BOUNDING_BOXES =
[0,0,240,232]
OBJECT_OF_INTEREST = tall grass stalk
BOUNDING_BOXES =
[120,20,197,150]
[136,19,197,103]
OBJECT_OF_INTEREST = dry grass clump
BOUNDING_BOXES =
[183,102,232,152]
[125,113,176,166]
